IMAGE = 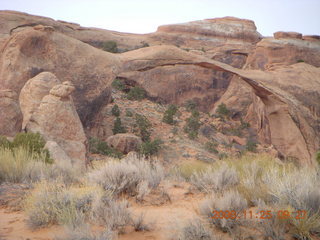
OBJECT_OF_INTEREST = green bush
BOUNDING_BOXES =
[125,109,133,117]
[134,114,151,142]
[127,87,146,101]
[88,138,123,158]
[102,41,118,53]
[216,103,230,117]
[184,110,201,139]
[0,135,12,149]
[10,132,51,163]
[112,78,125,91]
[139,139,163,156]
[162,104,178,125]
[297,59,305,63]
[111,104,120,117]
[205,142,219,154]
[112,117,126,135]
[316,151,320,166]
[246,139,257,152]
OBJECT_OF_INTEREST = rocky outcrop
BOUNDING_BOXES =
[0,26,121,126]
[44,141,72,168]
[19,72,60,129]
[107,133,142,154]
[26,81,87,166]
[245,36,320,70]
[119,45,319,164]
[0,90,22,137]
[274,31,302,39]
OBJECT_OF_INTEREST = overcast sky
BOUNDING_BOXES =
[1,0,320,36]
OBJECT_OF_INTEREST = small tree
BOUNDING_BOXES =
[111,104,120,117]
[127,87,146,101]
[112,78,125,91]
[184,110,201,139]
[162,104,178,125]
[102,41,118,53]
[316,151,320,166]
[246,139,257,152]
[139,139,163,156]
[134,114,151,142]
[112,117,126,135]
[216,103,230,117]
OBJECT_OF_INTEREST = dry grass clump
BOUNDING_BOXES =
[200,190,247,233]
[59,224,115,240]
[0,147,49,183]
[24,180,101,229]
[190,162,239,193]
[88,155,164,197]
[131,212,153,232]
[177,218,216,240]
[170,161,209,181]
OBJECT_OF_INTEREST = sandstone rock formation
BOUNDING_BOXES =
[107,133,142,154]
[19,72,60,129]
[0,26,121,126]
[44,141,72,168]
[26,81,87,166]
[0,90,22,137]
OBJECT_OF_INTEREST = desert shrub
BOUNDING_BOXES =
[111,104,120,117]
[216,103,230,118]
[24,181,101,229]
[131,213,152,232]
[185,100,197,112]
[61,224,114,240]
[111,78,125,91]
[316,151,320,166]
[112,117,126,135]
[162,104,178,125]
[0,147,49,183]
[190,162,239,193]
[171,161,209,181]
[125,108,133,117]
[290,213,320,239]
[297,59,305,63]
[184,110,201,139]
[245,139,257,152]
[102,41,118,53]
[134,114,152,142]
[0,135,12,149]
[88,138,123,158]
[200,190,247,233]
[177,218,215,240]
[257,211,288,240]
[91,192,131,231]
[205,141,219,154]
[139,138,163,156]
[127,86,146,101]
[88,156,164,196]
[11,132,51,163]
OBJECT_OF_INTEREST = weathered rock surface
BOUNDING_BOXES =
[44,141,72,168]
[0,26,121,126]
[274,31,302,39]
[245,37,320,69]
[0,90,22,137]
[107,133,142,154]
[19,72,60,129]
[26,82,87,166]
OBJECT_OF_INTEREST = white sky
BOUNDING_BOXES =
[1,0,320,36]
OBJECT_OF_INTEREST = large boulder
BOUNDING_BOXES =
[19,72,60,129]
[107,133,142,154]
[26,81,87,166]
[0,90,22,137]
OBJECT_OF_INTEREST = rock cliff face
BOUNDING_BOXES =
[0,11,319,165]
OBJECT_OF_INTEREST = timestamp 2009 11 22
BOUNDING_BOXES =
[211,210,307,220]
